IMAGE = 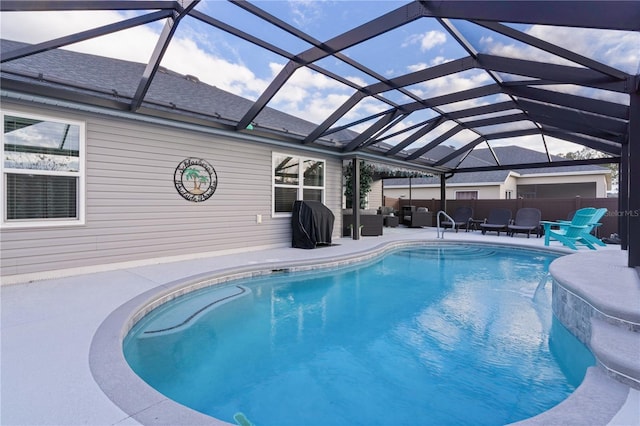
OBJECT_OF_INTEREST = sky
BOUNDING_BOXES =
[1,0,638,156]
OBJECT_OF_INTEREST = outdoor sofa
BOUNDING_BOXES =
[342,209,384,237]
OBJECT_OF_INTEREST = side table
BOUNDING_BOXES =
[384,216,399,227]
[467,219,484,232]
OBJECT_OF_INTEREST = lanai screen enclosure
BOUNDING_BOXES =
[1,1,639,266]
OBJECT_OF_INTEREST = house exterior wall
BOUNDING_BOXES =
[0,100,343,283]
[516,173,608,198]
[503,174,518,199]
[384,172,609,201]
[368,179,383,209]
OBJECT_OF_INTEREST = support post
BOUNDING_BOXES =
[628,90,639,267]
[619,143,629,250]
[351,158,360,240]
[440,174,447,213]
[409,177,413,205]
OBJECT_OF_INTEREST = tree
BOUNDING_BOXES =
[558,147,618,187]
[344,160,374,209]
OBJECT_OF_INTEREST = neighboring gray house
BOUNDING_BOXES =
[1,40,355,284]
[384,146,611,201]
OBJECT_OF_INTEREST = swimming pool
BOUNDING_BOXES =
[123,244,595,425]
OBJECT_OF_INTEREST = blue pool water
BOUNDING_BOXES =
[124,245,595,426]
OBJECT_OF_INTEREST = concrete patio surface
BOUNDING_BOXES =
[1,226,638,425]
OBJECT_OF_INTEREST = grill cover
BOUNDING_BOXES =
[291,200,335,249]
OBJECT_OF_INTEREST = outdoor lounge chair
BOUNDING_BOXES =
[441,206,473,232]
[541,207,599,250]
[480,208,512,236]
[508,207,542,238]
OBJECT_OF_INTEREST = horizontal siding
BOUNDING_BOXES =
[1,101,343,279]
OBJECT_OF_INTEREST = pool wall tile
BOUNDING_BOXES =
[552,278,640,390]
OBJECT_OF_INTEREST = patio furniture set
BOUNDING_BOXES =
[373,205,608,250]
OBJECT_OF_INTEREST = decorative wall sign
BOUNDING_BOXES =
[174,158,218,202]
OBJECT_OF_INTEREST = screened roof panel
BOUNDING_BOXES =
[458,108,523,123]
[446,19,584,68]
[157,16,283,103]
[256,66,358,126]
[250,0,405,42]
[373,89,420,107]
[339,17,468,80]
[542,136,605,157]
[404,69,494,100]
[437,93,513,114]
[311,55,380,88]
[534,84,629,105]
[193,1,314,55]
[0,10,150,45]
[424,128,481,162]
[493,72,537,83]
[371,109,441,145]
[475,120,538,136]
[505,23,640,75]
[323,97,397,137]
[406,119,458,151]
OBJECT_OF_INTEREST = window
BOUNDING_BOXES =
[1,111,85,227]
[455,190,478,200]
[273,153,324,214]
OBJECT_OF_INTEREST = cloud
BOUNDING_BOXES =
[411,70,492,100]
[1,11,157,62]
[525,25,640,75]
[403,30,447,52]
[288,0,324,28]
[267,64,357,123]
[481,25,640,76]
[407,56,453,73]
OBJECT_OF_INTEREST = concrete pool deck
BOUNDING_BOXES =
[1,226,639,425]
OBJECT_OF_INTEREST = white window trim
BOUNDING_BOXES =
[1,110,86,228]
[272,152,325,217]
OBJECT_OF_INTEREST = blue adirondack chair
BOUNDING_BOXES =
[541,207,599,250]
[556,207,607,247]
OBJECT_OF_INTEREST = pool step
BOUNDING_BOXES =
[590,318,640,389]
[140,285,250,337]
